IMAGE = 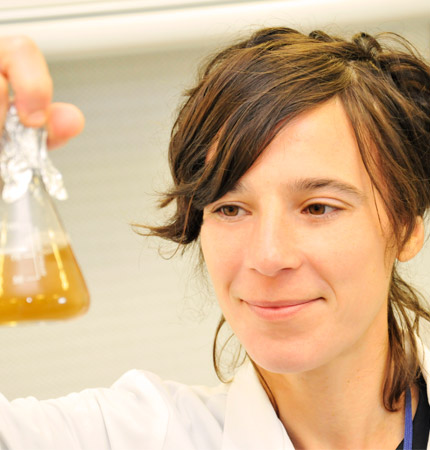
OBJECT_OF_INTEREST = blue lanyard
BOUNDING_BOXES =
[403,387,413,450]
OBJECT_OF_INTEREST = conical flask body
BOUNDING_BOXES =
[0,174,89,324]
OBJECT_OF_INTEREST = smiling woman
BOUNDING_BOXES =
[143,27,430,449]
[1,27,430,450]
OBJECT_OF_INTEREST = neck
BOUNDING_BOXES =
[257,334,418,449]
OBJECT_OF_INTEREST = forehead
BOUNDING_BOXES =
[233,97,373,196]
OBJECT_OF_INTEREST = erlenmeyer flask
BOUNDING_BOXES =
[0,106,89,325]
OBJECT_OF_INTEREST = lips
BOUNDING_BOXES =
[245,299,318,308]
[242,298,321,320]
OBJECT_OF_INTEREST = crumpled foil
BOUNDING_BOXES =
[0,105,67,203]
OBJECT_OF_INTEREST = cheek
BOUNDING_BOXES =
[200,223,245,299]
[311,215,394,317]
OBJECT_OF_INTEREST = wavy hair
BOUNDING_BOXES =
[140,27,430,411]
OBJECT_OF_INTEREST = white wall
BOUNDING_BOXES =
[0,10,429,400]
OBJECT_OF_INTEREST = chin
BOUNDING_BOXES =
[243,333,337,375]
[251,355,321,375]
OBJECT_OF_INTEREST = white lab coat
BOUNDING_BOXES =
[1,340,429,450]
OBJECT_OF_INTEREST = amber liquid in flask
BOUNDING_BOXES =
[0,175,90,325]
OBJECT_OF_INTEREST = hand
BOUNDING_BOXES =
[0,36,85,149]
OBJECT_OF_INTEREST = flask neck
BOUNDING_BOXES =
[0,106,66,203]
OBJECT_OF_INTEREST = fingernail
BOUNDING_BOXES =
[25,111,46,127]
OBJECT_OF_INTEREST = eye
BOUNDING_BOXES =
[303,203,337,216]
[217,205,241,217]
[212,204,247,220]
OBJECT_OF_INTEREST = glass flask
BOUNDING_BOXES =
[0,106,89,325]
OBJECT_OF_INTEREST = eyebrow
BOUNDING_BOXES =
[231,177,366,201]
[291,177,366,200]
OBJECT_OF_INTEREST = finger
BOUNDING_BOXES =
[0,74,8,130]
[46,103,85,149]
[0,36,52,127]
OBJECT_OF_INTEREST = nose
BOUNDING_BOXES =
[245,209,303,277]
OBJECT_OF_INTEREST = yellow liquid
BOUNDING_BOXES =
[0,245,89,324]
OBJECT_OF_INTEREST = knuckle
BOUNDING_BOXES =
[27,73,53,93]
[19,81,52,105]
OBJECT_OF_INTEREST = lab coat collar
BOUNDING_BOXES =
[221,340,430,450]
[221,361,292,450]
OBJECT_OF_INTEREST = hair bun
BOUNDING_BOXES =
[309,30,337,42]
[352,32,382,60]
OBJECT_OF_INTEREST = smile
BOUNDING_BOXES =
[242,298,322,320]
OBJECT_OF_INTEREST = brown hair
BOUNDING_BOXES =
[141,27,430,411]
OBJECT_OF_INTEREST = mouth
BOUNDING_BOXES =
[242,298,322,320]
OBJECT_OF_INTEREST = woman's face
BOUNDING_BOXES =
[200,98,398,374]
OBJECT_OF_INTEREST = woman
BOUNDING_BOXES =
[0,28,429,449]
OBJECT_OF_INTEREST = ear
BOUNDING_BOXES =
[397,216,425,262]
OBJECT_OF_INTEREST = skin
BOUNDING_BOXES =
[2,34,426,450]
[0,36,84,147]
[201,97,424,448]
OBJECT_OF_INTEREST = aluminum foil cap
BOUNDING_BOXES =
[0,105,67,203]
